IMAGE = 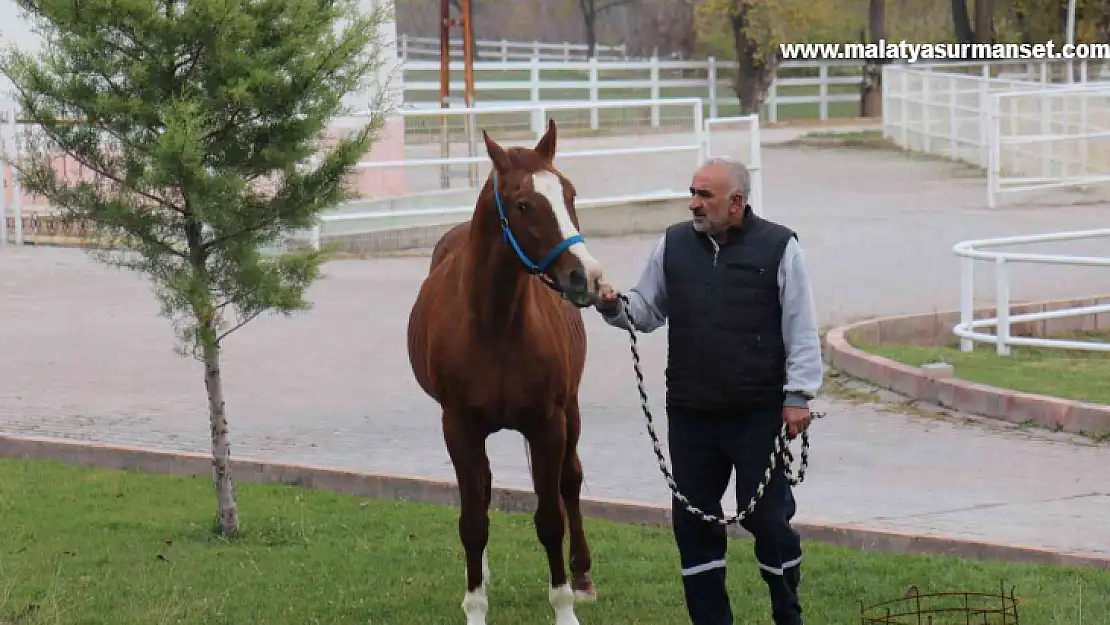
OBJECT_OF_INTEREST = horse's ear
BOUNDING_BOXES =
[534,118,556,162]
[483,129,511,174]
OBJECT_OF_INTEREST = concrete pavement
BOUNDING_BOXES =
[2,142,1109,560]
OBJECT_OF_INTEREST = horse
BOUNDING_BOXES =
[406,119,605,625]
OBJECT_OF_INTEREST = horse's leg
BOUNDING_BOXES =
[526,416,579,625]
[561,396,595,602]
[443,410,494,625]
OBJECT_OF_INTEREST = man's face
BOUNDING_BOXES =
[688,163,739,235]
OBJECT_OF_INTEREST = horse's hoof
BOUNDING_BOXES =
[572,574,596,603]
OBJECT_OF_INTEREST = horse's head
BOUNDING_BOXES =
[481,120,604,308]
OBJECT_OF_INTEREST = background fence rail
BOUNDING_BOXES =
[399,34,629,62]
[401,57,866,124]
[882,59,1110,207]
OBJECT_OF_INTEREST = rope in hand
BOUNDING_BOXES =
[616,292,826,526]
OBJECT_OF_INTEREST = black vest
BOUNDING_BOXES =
[663,209,796,410]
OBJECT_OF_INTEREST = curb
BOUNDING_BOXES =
[1,433,1106,570]
[823,296,1110,436]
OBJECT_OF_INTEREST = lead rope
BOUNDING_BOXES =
[617,293,825,526]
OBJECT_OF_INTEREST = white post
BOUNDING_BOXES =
[995,256,1011,356]
[501,40,508,62]
[693,100,705,165]
[310,224,322,251]
[1081,72,1089,179]
[10,110,21,246]
[1040,90,1049,179]
[530,57,541,134]
[749,114,763,217]
[0,106,8,250]
[922,74,931,153]
[707,57,718,119]
[881,65,890,139]
[988,94,999,208]
[959,256,975,352]
[948,74,957,160]
[650,56,660,127]
[818,62,828,120]
[588,56,599,130]
[767,80,778,124]
[977,78,988,166]
[535,105,547,142]
[899,69,908,146]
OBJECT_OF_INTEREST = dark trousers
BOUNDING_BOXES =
[668,403,803,625]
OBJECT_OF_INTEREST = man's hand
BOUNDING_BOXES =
[782,406,811,438]
[595,280,620,312]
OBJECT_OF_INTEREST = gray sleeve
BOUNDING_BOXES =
[600,234,668,333]
[777,236,824,407]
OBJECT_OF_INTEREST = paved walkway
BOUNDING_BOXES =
[3,143,1110,559]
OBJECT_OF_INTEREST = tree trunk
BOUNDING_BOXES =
[974,0,994,44]
[951,0,975,45]
[204,336,239,535]
[1014,7,1031,44]
[584,10,597,58]
[861,0,886,118]
[730,2,778,116]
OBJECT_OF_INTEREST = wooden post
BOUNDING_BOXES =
[438,0,451,189]
[461,0,478,186]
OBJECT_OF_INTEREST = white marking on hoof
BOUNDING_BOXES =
[462,589,488,625]
[549,583,580,625]
[573,589,597,603]
[461,550,490,625]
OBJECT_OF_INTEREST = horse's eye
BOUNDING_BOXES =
[517,202,530,212]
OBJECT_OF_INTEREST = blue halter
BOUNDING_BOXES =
[492,169,583,287]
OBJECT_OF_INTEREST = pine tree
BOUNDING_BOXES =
[0,0,397,535]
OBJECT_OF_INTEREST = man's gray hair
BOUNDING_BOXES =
[703,156,751,201]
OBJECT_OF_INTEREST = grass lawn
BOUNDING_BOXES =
[3,458,1109,624]
[853,331,1110,413]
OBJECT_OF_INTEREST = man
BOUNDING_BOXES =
[593,156,822,625]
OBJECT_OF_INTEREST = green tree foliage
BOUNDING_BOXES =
[0,0,397,535]
[695,0,838,113]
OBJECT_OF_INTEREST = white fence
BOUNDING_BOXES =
[307,98,712,246]
[402,58,865,123]
[0,97,767,249]
[303,99,763,248]
[989,85,1110,206]
[882,59,1110,207]
[399,35,628,62]
[952,228,1110,355]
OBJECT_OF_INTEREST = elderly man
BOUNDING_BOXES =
[594,157,823,625]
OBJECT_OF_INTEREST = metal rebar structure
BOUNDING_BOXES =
[859,582,1019,624]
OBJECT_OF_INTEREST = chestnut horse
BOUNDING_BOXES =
[406,120,605,625]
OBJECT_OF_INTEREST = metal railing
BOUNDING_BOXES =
[953,228,1110,355]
